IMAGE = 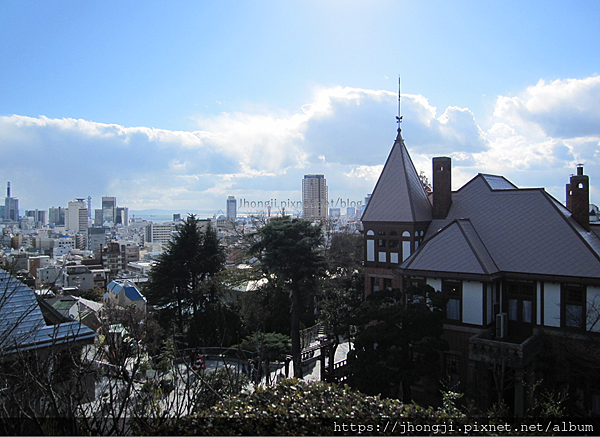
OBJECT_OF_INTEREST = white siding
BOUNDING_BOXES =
[587,286,600,333]
[462,281,483,325]
[544,282,561,327]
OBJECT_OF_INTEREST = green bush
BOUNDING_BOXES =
[148,378,461,435]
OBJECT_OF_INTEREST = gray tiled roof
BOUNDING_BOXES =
[405,174,600,279]
[403,219,499,275]
[0,269,96,355]
[362,129,432,223]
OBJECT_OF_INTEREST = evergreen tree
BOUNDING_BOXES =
[248,216,326,378]
[145,215,227,346]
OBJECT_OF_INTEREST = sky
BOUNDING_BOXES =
[1,0,599,216]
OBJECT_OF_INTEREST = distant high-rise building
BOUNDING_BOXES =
[66,199,89,233]
[364,194,372,207]
[347,206,356,218]
[302,174,328,220]
[173,213,182,222]
[25,209,47,227]
[227,196,237,221]
[116,206,129,226]
[48,206,65,226]
[329,208,341,218]
[102,196,117,225]
[3,182,19,221]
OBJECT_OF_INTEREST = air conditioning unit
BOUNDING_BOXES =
[496,312,507,339]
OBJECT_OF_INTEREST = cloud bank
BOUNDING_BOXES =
[1,77,598,213]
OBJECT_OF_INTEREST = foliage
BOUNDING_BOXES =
[240,331,291,362]
[149,378,453,436]
[238,281,291,336]
[248,216,327,377]
[145,214,228,346]
[318,233,364,345]
[348,285,448,402]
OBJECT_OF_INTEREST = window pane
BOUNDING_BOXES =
[378,252,386,262]
[522,300,532,323]
[566,304,583,328]
[367,240,375,262]
[508,299,518,321]
[402,241,411,261]
[390,252,399,263]
[447,299,460,320]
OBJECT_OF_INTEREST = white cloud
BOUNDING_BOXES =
[1,78,599,212]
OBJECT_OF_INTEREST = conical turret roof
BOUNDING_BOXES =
[361,129,432,223]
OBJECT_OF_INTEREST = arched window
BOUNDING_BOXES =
[367,230,374,236]
[378,230,386,236]
[402,231,410,237]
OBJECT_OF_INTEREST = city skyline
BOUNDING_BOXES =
[1,1,599,213]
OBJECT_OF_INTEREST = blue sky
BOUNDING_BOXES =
[1,1,599,215]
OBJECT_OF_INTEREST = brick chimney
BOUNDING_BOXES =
[566,164,590,231]
[432,157,452,219]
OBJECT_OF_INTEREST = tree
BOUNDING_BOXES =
[145,215,227,346]
[318,233,364,348]
[348,285,448,402]
[248,216,326,378]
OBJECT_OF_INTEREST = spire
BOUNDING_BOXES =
[362,128,432,223]
[395,76,403,132]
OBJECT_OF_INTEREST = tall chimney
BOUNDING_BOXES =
[432,157,452,219]
[566,164,590,231]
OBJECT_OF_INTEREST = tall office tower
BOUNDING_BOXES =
[102,196,117,225]
[25,210,47,227]
[66,199,89,233]
[116,207,129,226]
[3,182,19,221]
[87,196,92,219]
[48,206,65,226]
[226,196,237,221]
[302,174,328,220]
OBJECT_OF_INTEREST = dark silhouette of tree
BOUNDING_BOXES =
[318,233,364,348]
[145,215,227,346]
[349,285,448,402]
[248,216,326,378]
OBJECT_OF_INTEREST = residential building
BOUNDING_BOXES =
[96,242,140,280]
[363,124,600,416]
[105,280,147,311]
[302,174,328,220]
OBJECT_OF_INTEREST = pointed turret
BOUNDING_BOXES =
[361,129,432,223]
